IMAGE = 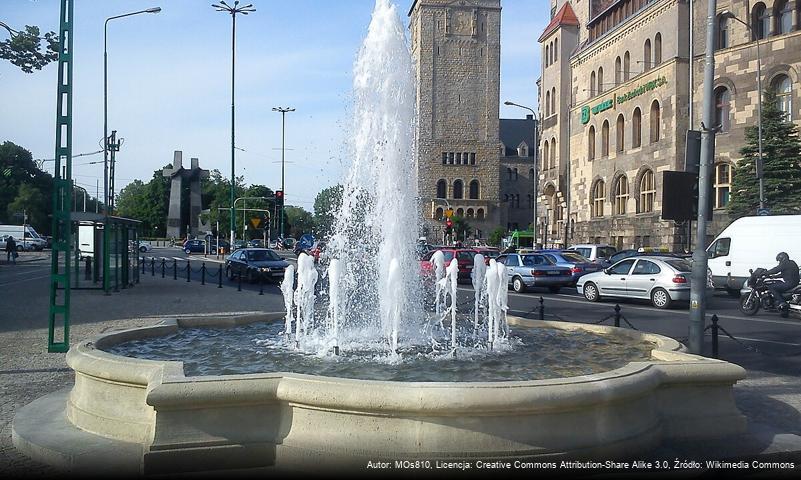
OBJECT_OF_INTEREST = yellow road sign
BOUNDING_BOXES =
[444,208,454,218]
[250,217,262,229]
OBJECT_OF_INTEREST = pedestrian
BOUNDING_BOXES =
[6,236,18,265]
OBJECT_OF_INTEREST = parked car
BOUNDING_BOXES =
[420,248,477,282]
[137,241,153,253]
[473,247,500,264]
[247,239,265,248]
[576,256,694,309]
[232,239,248,251]
[537,249,602,285]
[183,239,228,255]
[282,237,297,250]
[496,253,573,293]
[609,248,690,265]
[566,244,617,266]
[225,248,290,283]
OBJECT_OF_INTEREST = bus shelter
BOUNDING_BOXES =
[70,213,141,292]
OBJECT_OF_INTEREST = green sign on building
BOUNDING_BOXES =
[580,76,668,125]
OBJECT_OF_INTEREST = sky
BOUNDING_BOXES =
[1,0,548,211]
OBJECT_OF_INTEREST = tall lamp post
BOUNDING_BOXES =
[213,0,256,246]
[504,101,540,246]
[720,10,765,210]
[272,106,295,239]
[104,7,161,217]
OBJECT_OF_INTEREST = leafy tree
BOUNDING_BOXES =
[451,216,472,243]
[0,141,53,233]
[284,206,315,239]
[488,227,506,248]
[313,184,343,237]
[728,89,801,218]
[1,23,59,73]
[7,182,47,230]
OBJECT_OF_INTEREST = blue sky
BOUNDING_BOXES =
[1,0,547,210]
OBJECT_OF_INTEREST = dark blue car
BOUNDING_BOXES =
[225,248,290,283]
[537,249,602,285]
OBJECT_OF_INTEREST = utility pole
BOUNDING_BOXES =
[272,106,295,239]
[108,130,121,214]
[689,0,718,355]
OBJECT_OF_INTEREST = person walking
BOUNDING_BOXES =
[6,236,18,264]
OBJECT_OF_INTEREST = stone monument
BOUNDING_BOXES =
[163,151,209,239]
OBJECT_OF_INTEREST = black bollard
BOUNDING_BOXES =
[614,304,621,327]
[201,263,206,285]
[173,259,177,280]
[218,265,223,288]
[151,257,155,277]
[141,258,146,274]
[238,271,242,292]
[186,260,191,282]
[539,296,545,321]
[85,257,92,281]
[259,274,264,295]
[161,258,166,278]
[711,314,719,359]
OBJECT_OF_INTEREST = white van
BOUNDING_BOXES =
[706,215,801,296]
[0,224,46,251]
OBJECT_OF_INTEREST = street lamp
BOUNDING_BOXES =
[504,101,540,246]
[104,7,161,217]
[213,1,256,247]
[719,10,765,211]
[272,107,294,239]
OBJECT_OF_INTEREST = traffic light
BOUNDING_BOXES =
[445,217,453,234]
[275,190,284,207]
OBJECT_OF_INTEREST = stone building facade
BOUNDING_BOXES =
[409,0,537,243]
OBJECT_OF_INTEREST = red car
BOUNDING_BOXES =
[420,248,478,282]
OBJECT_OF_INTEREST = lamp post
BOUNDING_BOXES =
[213,0,256,247]
[719,10,764,211]
[272,106,295,239]
[104,7,161,217]
[504,101,539,246]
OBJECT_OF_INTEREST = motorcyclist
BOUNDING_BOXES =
[763,252,800,314]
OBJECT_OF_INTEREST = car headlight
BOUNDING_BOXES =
[260,267,270,272]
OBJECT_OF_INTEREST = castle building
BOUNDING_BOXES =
[409,0,537,243]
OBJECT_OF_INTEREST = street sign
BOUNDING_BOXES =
[444,208,454,218]
[757,208,770,216]
[250,217,262,229]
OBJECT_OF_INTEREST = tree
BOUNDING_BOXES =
[7,182,47,230]
[488,227,506,248]
[313,184,343,237]
[728,89,801,218]
[1,23,59,73]
[451,216,472,243]
[284,206,315,239]
[0,141,53,233]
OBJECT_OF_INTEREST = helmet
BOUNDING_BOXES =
[776,252,789,262]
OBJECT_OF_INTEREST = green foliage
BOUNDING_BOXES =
[117,167,170,237]
[6,182,47,229]
[488,227,506,248]
[0,24,59,73]
[313,184,343,237]
[728,89,801,218]
[451,216,472,242]
[284,206,314,239]
[0,141,54,233]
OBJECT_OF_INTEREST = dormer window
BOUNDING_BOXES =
[517,142,529,157]
[500,143,506,155]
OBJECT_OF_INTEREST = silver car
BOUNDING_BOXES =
[576,256,693,309]
[497,253,574,293]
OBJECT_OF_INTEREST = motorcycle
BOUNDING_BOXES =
[739,268,801,318]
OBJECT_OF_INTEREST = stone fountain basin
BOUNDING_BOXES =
[13,312,747,475]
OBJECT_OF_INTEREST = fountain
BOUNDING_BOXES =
[12,0,747,475]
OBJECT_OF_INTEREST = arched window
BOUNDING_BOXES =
[624,51,631,82]
[614,176,628,215]
[529,168,535,182]
[643,39,652,71]
[436,179,447,199]
[776,1,792,35]
[753,3,769,40]
[718,15,730,49]
[435,207,444,220]
[514,168,519,181]
[457,208,464,217]
[545,90,551,117]
[590,71,596,96]
[554,38,558,62]
[649,100,661,143]
[550,138,557,168]
[639,170,655,213]
[714,163,732,209]
[453,180,463,199]
[545,44,550,67]
[773,74,793,121]
[632,107,642,148]
[715,87,731,133]
[615,56,622,84]
[598,67,605,94]
[543,141,550,170]
[588,126,596,161]
[654,33,662,65]
[466,208,474,218]
[601,120,610,157]
[477,208,485,220]
[551,87,556,114]
[616,114,625,152]
[507,168,513,180]
[592,180,605,217]
[469,180,479,200]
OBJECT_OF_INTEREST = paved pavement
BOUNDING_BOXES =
[1,249,800,476]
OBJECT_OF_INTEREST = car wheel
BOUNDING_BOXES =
[512,277,526,293]
[226,266,233,281]
[139,246,147,253]
[184,248,191,254]
[548,286,561,294]
[583,283,600,302]
[651,288,672,309]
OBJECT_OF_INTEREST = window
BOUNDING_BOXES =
[632,107,642,148]
[718,16,730,49]
[441,152,447,165]
[545,90,551,116]
[507,168,513,180]
[773,75,793,121]
[477,208,485,220]
[653,33,662,65]
[469,180,479,200]
[448,152,454,164]
[588,126,596,161]
[615,56,622,84]
[554,38,558,62]
[639,170,655,213]
[457,208,464,217]
[470,152,476,165]
[466,208,474,218]
[601,120,610,157]
[543,141,550,169]
[514,168,519,181]
[754,3,769,40]
[551,87,556,115]
[624,51,631,81]
[550,138,556,168]
[518,144,528,157]
[643,39,652,71]
[616,114,625,152]
[649,100,660,143]
[453,180,463,199]
[592,180,605,217]
[614,176,628,215]
[776,1,792,35]
[609,259,635,275]
[633,260,661,275]
[436,179,447,198]
[590,71,596,97]
[435,207,444,220]
[708,237,731,258]
[545,44,549,67]
[598,67,605,94]
[715,87,731,133]
[714,163,731,208]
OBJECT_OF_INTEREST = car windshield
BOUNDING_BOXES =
[521,255,553,266]
[560,252,588,263]
[665,259,692,272]
[572,247,591,258]
[247,250,281,262]
[457,251,476,261]
[598,247,617,258]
